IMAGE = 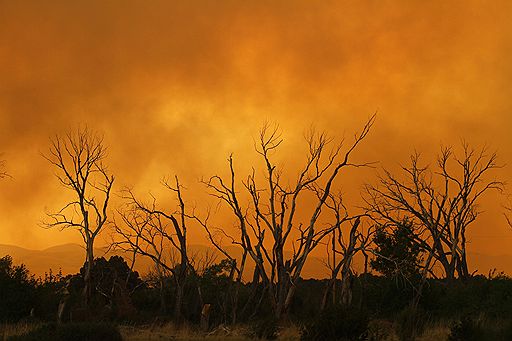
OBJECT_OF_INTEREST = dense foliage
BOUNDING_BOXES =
[370,220,423,280]
[0,255,38,321]
[300,305,369,341]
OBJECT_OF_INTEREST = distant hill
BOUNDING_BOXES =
[0,243,331,279]
[1,243,511,279]
[0,243,88,276]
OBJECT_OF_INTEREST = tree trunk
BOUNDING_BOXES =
[458,235,469,278]
[159,276,166,314]
[281,283,296,319]
[340,253,355,307]
[200,304,211,331]
[82,239,94,308]
[174,282,184,323]
[173,259,188,324]
[340,276,353,306]
[320,279,334,311]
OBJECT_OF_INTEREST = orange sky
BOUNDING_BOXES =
[1,1,512,271]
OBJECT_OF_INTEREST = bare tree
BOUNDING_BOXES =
[365,143,503,280]
[113,176,192,322]
[320,206,373,310]
[190,209,248,324]
[204,117,375,319]
[43,128,114,306]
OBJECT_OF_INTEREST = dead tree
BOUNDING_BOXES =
[113,176,193,323]
[43,128,114,307]
[191,210,248,324]
[204,117,375,319]
[320,211,373,310]
[365,143,503,280]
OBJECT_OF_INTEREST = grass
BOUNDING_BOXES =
[120,323,301,340]
[416,322,450,341]
[1,322,297,341]
[15,319,512,341]
[1,322,42,340]
[118,321,453,341]
[0,321,448,341]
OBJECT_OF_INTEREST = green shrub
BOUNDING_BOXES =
[7,322,123,341]
[300,305,369,341]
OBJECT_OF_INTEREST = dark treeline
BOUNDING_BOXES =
[3,253,512,340]
[1,118,511,340]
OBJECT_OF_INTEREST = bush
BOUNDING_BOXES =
[448,316,482,341]
[367,320,394,341]
[300,305,369,341]
[448,316,512,341]
[247,316,279,340]
[0,256,38,322]
[395,306,428,341]
[7,322,123,341]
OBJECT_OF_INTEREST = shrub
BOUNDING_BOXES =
[7,322,123,341]
[300,305,369,341]
[0,256,38,322]
[448,316,512,341]
[367,320,394,341]
[247,316,279,340]
[395,306,428,341]
[448,316,481,341]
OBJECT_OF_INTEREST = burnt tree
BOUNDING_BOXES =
[365,143,503,279]
[205,117,375,319]
[44,128,114,307]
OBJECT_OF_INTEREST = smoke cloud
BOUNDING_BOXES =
[0,1,511,263]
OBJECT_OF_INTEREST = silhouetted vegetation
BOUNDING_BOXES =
[371,219,423,281]
[300,305,369,340]
[0,256,37,321]
[3,255,512,339]
[43,127,115,309]
[1,124,510,340]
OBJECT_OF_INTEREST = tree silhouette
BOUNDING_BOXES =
[365,143,503,280]
[43,127,114,307]
[113,176,193,322]
[370,219,423,280]
[321,214,373,310]
[80,256,142,318]
[205,116,375,319]
[0,255,37,320]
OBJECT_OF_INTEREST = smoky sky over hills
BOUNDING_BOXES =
[0,1,511,268]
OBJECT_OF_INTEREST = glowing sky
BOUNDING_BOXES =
[1,1,512,268]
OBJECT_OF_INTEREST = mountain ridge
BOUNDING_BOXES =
[1,243,511,279]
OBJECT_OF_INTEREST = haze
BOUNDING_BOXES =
[1,1,511,272]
